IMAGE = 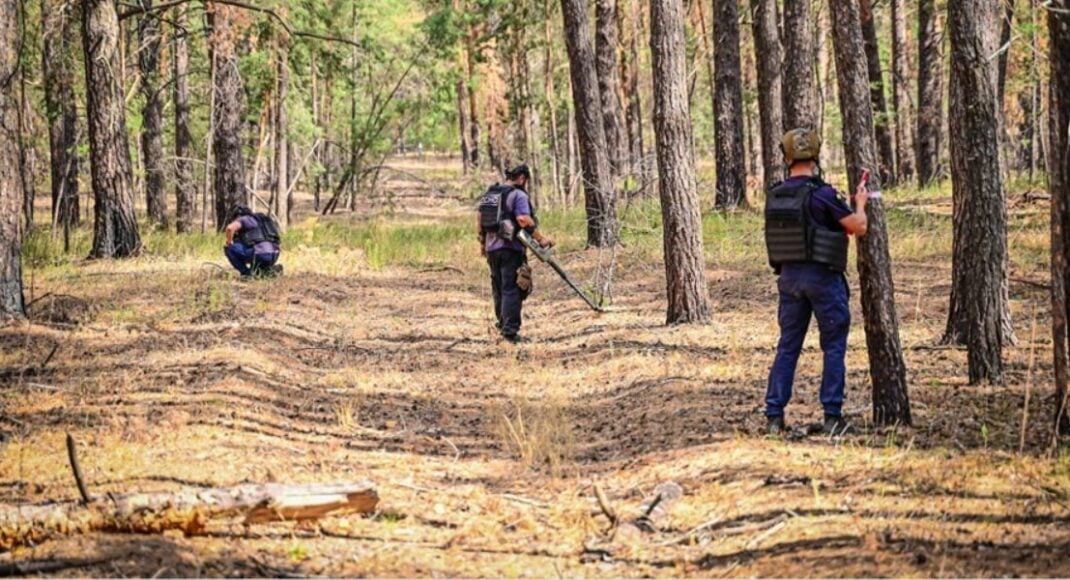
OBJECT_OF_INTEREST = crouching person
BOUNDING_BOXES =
[224,205,283,279]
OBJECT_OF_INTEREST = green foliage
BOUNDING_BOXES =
[21,228,92,270]
[296,218,472,269]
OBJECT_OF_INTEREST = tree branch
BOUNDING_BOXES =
[119,0,365,49]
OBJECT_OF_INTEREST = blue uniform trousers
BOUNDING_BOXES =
[225,242,279,276]
[488,249,525,338]
[766,263,851,418]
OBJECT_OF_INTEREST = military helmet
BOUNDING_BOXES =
[781,128,822,163]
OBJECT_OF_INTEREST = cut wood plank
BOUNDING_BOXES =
[0,481,378,550]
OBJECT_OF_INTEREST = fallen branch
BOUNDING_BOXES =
[1012,277,1051,290]
[499,493,550,509]
[634,482,683,533]
[655,514,722,547]
[415,266,465,275]
[0,481,378,550]
[66,433,92,504]
[593,484,618,526]
[0,557,118,578]
[745,519,786,549]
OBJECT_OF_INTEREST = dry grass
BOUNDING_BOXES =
[0,163,1068,576]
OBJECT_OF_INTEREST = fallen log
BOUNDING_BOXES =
[0,481,378,550]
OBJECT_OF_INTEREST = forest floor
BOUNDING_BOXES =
[2,157,1069,577]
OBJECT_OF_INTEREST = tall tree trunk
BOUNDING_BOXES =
[1048,0,1070,435]
[457,76,472,174]
[815,1,830,141]
[891,0,916,183]
[781,0,816,130]
[210,3,247,230]
[0,0,24,318]
[713,0,747,208]
[1029,0,1042,180]
[138,0,167,227]
[274,40,289,229]
[543,0,563,202]
[750,0,784,189]
[916,0,944,185]
[828,0,912,426]
[83,0,141,258]
[859,0,896,184]
[596,0,627,176]
[650,0,711,324]
[943,0,1010,384]
[454,0,472,174]
[996,0,1014,105]
[623,0,646,181]
[567,96,579,205]
[17,49,34,232]
[43,0,80,229]
[561,0,618,247]
[172,4,194,233]
[742,23,761,179]
[466,25,481,168]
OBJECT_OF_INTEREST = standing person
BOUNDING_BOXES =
[477,165,554,343]
[763,128,870,436]
[223,205,283,279]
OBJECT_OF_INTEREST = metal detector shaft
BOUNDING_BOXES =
[517,231,604,313]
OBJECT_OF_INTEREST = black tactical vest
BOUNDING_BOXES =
[764,178,848,273]
[238,213,281,247]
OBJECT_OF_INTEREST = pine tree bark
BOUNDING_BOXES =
[274,40,289,229]
[891,0,915,183]
[781,0,816,130]
[1048,0,1070,435]
[210,2,247,230]
[816,1,831,147]
[712,0,747,208]
[454,0,472,174]
[596,0,627,176]
[17,57,34,232]
[742,24,761,179]
[943,0,1009,384]
[916,0,944,185]
[996,0,1014,105]
[0,0,25,318]
[543,0,563,201]
[560,0,618,247]
[650,0,711,325]
[43,0,79,229]
[173,4,194,233]
[622,0,645,181]
[138,0,167,227]
[83,0,141,258]
[828,0,912,426]
[457,76,472,174]
[859,0,896,183]
[465,24,481,168]
[750,0,784,189]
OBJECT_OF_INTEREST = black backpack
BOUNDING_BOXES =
[478,185,518,240]
[256,213,281,245]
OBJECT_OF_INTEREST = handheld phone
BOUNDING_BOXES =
[858,169,881,199]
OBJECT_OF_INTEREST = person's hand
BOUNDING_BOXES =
[539,235,554,249]
[852,181,870,205]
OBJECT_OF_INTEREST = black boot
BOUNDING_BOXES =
[765,415,787,437]
[821,414,852,436]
